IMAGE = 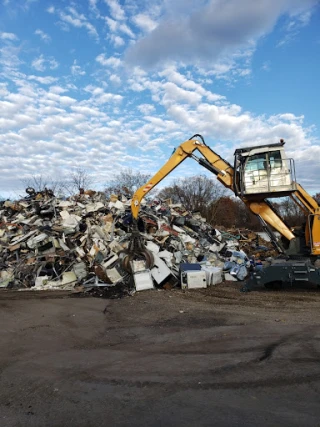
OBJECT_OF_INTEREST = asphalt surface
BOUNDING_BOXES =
[1,284,320,426]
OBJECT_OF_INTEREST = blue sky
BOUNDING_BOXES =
[0,0,319,198]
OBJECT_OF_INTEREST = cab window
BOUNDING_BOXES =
[245,153,267,172]
[269,150,282,169]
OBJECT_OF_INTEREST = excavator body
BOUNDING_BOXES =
[123,134,320,288]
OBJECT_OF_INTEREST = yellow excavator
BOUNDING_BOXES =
[123,134,320,288]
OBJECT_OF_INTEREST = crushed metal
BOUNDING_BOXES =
[0,188,274,296]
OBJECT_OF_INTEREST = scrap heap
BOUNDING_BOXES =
[0,188,272,293]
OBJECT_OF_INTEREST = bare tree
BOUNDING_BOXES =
[277,197,305,227]
[63,167,94,195]
[105,168,151,198]
[314,193,320,205]
[158,174,228,218]
[21,175,66,196]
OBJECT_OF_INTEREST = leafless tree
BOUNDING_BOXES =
[277,196,305,227]
[105,168,151,198]
[158,174,228,218]
[21,175,66,196]
[63,167,94,195]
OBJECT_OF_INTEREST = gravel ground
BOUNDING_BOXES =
[1,283,320,427]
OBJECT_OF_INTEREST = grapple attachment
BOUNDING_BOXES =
[120,220,154,273]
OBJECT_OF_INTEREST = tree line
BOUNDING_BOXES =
[10,168,320,231]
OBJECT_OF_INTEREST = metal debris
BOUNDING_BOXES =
[0,188,272,295]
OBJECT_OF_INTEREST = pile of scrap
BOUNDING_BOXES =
[232,228,278,258]
[0,190,270,294]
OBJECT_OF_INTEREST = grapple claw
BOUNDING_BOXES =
[120,219,154,273]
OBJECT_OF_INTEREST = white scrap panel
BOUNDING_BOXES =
[106,267,123,283]
[134,270,154,291]
[151,255,172,284]
[158,250,174,267]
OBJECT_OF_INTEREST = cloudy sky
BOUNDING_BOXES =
[0,0,319,198]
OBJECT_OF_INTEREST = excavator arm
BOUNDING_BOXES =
[131,135,233,219]
[131,135,295,247]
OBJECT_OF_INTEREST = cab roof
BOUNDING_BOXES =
[234,140,285,156]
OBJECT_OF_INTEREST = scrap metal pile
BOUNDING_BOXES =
[0,188,273,294]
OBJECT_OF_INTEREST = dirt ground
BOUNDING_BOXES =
[1,283,320,427]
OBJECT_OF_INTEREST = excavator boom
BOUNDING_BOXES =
[131,135,296,245]
[131,136,233,219]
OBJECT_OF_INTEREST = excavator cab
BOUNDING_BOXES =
[234,140,297,198]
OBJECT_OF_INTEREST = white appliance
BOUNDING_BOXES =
[181,270,207,289]
[133,270,154,291]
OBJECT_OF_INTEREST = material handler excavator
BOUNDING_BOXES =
[122,134,320,288]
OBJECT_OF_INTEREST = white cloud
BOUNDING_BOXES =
[110,34,125,47]
[118,23,135,38]
[278,113,304,122]
[59,6,99,40]
[96,93,123,104]
[31,56,45,71]
[277,9,314,47]
[110,74,121,84]
[47,5,55,13]
[126,0,318,69]
[0,83,9,97]
[71,60,86,76]
[84,85,104,95]
[104,0,125,20]
[132,13,158,32]
[0,45,22,71]
[123,69,318,172]
[83,84,123,104]
[138,103,155,114]
[1,74,316,189]
[88,0,100,17]
[71,105,103,117]
[28,75,58,84]
[49,85,68,94]
[31,54,59,71]
[49,58,58,69]
[0,32,18,41]
[104,15,134,39]
[105,16,117,32]
[96,54,122,68]
[159,67,226,102]
[34,29,51,43]
[162,82,202,105]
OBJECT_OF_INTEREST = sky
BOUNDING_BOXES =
[0,0,320,199]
